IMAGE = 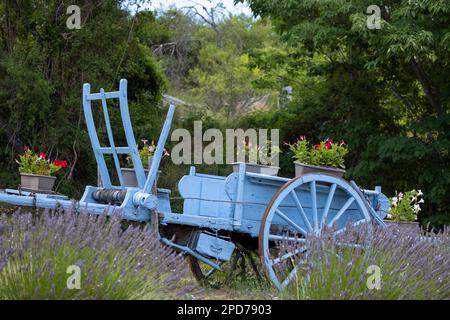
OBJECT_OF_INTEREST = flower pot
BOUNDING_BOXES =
[232,162,280,176]
[120,168,160,191]
[384,220,420,233]
[20,173,56,192]
[147,156,154,170]
[294,161,345,178]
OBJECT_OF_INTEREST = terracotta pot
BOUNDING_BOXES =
[294,161,345,178]
[20,173,56,192]
[232,162,280,176]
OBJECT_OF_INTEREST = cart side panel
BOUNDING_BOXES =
[178,174,233,219]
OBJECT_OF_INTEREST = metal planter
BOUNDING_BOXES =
[20,173,56,192]
[120,168,160,191]
[294,161,345,178]
[232,162,280,176]
[384,220,420,233]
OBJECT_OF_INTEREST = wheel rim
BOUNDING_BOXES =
[258,174,372,290]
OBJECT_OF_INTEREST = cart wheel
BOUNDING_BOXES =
[188,245,263,289]
[258,174,372,290]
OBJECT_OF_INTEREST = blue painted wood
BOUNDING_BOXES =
[143,104,175,194]
[195,233,236,261]
[100,88,125,188]
[83,83,112,187]
[0,78,393,290]
[118,79,147,189]
[82,79,145,189]
[179,174,232,219]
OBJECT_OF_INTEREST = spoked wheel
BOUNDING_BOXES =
[259,174,373,290]
[188,244,263,289]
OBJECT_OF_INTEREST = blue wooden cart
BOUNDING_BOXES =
[0,79,389,289]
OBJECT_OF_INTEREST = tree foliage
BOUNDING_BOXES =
[242,0,450,226]
[0,0,166,195]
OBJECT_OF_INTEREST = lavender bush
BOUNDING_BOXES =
[280,224,449,300]
[0,208,200,300]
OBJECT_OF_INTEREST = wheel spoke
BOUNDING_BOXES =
[271,247,307,265]
[310,181,318,232]
[290,191,313,232]
[268,234,307,243]
[321,183,337,227]
[205,261,224,278]
[275,209,308,236]
[333,219,367,236]
[280,260,305,289]
[327,197,355,227]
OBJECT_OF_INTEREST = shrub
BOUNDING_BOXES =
[0,208,200,300]
[288,136,348,169]
[280,224,449,300]
[388,190,424,222]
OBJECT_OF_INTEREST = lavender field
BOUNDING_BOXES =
[0,207,448,300]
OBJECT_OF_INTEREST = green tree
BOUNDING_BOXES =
[0,1,166,196]
[242,0,450,226]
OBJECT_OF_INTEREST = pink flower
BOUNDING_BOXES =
[324,143,331,150]
[39,152,47,159]
[299,135,306,141]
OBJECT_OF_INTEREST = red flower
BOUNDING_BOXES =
[24,146,28,151]
[326,138,334,145]
[324,143,331,150]
[39,152,47,159]
[53,160,68,168]
[314,144,321,150]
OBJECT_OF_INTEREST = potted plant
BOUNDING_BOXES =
[17,147,68,192]
[288,136,348,178]
[232,140,280,176]
[384,189,423,232]
[121,140,169,188]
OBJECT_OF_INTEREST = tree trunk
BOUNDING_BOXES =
[411,59,443,115]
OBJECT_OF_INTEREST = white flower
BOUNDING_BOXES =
[398,192,404,199]
[417,189,423,196]
[392,197,398,207]
[413,204,421,213]
[418,199,424,204]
